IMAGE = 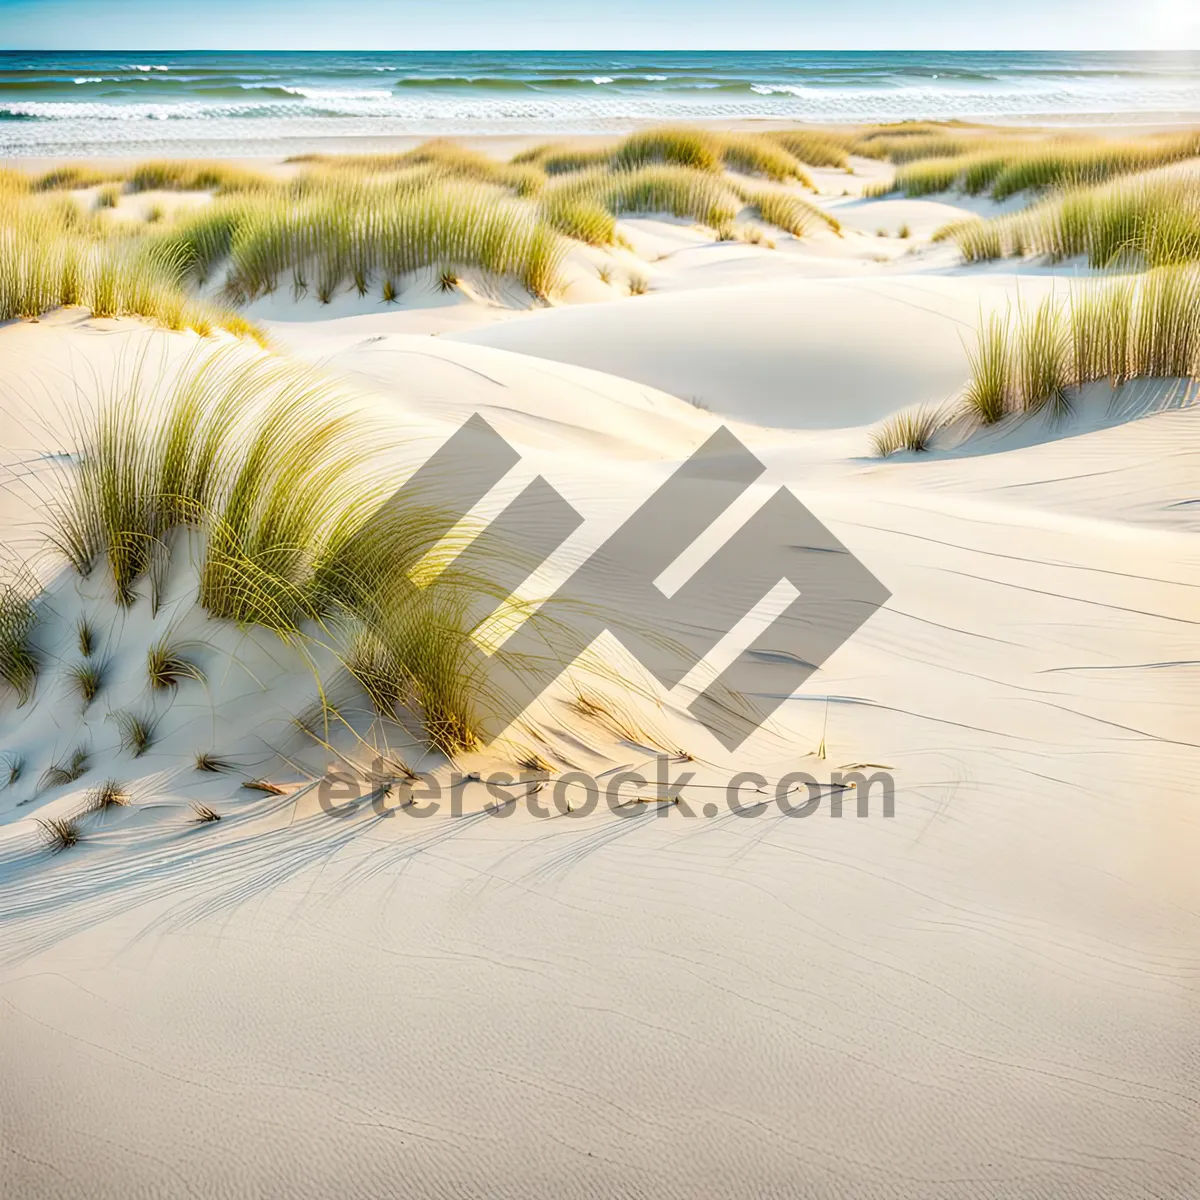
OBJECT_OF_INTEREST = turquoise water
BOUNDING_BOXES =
[2,50,1198,157]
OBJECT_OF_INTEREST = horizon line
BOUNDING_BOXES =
[4,46,1199,53]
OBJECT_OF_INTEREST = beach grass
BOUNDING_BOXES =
[847,124,980,163]
[870,406,945,455]
[878,131,1200,198]
[125,159,271,194]
[113,710,157,757]
[963,311,1013,424]
[592,159,832,237]
[612,127,723,173]
[6,153,573,325]
[147,636,206,689]
[76,616,96,657]
[1014,297,1071,416]
[6,126,1057,331]
[219,177,567,302]
[67,659,106,708]
[1069,280,1134,385]
[520,128,813,184]
[604,165,742,227]
[766,130,850,169]
[43,353,530,754]
[513,142,615,175]
[293,143,545,197]
[538,186,617,245]
[1130,265,1200,377]
[945,175,1200,268]
[0,577,39,704]
[242,778,287,795]
[962,266,1200,421]
[33,164,120,191]
[37,815,82,851]
[2,752,24,788]
[717,134,812,184]
[0,191,262,337]
[343,581,497,755]
[12,126,1190,345]
[539,164,741,239]
[988,135,1200,200]
[867,156,965,197]
[194,751,235,773]
[749,189,842,236]
[0,167,32,198]
[40,747,90,790]
[0,580,38,700]
[86,779,130,812]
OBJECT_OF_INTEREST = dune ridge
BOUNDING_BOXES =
[1,122,1199,1199]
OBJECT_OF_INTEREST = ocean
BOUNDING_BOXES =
[2,50,1199,158]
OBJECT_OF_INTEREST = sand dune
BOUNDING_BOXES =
[2,130,1200,1198]
[455,272,1069,427]
[2,301,1199,1198]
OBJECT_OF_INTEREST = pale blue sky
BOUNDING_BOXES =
[1,0,1197,51]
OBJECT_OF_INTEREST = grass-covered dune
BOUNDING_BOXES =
[12,121,1195,342]
[962,266,1200,422]
[6,121,1198,426]
[867,129,1200,199]
[0,168,264,340]
[0,126,857,333]
[1,351,522,759]
[513,126,819,183]
[872,264,1200,455]
[900,153,1200,450]
[939,174,1200,268]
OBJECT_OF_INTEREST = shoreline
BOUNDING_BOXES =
[9,114,1200,170]
[7,48,1198,161]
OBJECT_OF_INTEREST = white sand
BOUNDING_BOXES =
[1,162,1199,1200]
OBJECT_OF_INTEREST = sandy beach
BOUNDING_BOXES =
[1,97,1199,1199]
